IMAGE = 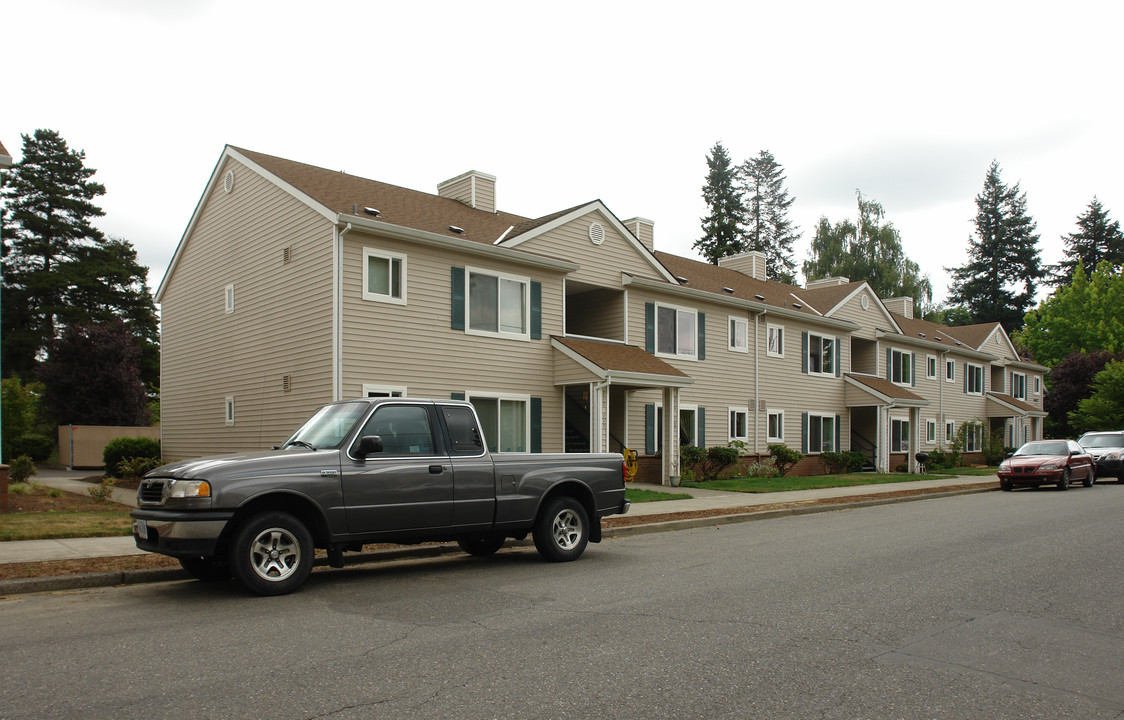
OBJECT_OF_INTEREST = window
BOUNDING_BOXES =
[767,324,785,358]
[656,303,697,359]
[965,423,982,452]
[655,404,699,450]
[807,334,834,375]
[807,414,835,453]
[362,248,406,304]
[468,393,529,453]
[728,317,748,353]
[358,404,435,456]
[891,418,910,453]
[945,359,955,383]
[926,419,936,443]
[467,268,528,339]
[768,411,784,443]
[890,348,912,385]
[966,363,984,395]
[363,384,406,398]
[224,396,235,426]
[926,355,937,380]
[1034,376,1041,395]
[729,407,748,442]
[945,421,954,443]
[224,284,235,314]
[1012,372,1026,400]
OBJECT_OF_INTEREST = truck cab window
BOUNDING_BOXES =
[359,405,434,456]
[442,406,484,454]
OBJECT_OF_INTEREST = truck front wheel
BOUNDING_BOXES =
[533,497,589,562]
[229,512,314,596]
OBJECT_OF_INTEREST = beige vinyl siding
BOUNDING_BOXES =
[826,290,884,340]
[338,228,568,451]
[928,352,990,449]
[160,158,335,458]
[438,176,472,206]
[518,211,664,287]
[553,352,599,386]
[474,180,495,214]
[566,286,624,340]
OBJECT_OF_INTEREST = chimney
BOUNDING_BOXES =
[718,250,768,280]
[623,217,654,251]
[883,296,915,318]
[805,276,851,290]
[437,170,496,213]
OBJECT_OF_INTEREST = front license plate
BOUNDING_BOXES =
[133,519,148,540]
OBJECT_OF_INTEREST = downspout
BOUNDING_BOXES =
[938,351,945,450]
[333,222,352,401]
[754,310,764,456]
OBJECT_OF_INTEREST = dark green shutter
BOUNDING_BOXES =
[530,281,542,340]
[450,267,465,330]
[645,303,655,353]
[645,403,655,455]
[886,348,892,381]
[801,412,809,453]
[451,392,465,401]
[835,414,841,452]
[835,337,842,377]
[801,332,809,374]
[964,362,968,393]
[530,397,542,453]
[697,313,706,360]
[911,354,916,386]
[697,407,706,447]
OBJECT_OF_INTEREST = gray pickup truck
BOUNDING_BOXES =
[131,398,629,595]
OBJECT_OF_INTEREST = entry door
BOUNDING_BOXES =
[341,403,453,535]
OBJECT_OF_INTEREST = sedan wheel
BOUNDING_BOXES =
[1083,467,1095,488]
[1058,468,1070,491]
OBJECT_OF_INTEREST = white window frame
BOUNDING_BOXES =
[1012,371,1026,401]
[466,266,530,341]
[965,423,982,452]
[728,316,748,353]
[945,358,956,383]
[807,333,835,376]
[654,302,698,361]
[966,363,984,395]
[767,410,784,443]
[224,284,235,314]
[466,391,530,453]
[655,403,699,451]
[890,348,913,386]
[728,406,749,442]
[926,355,937,380]
[1034,376,1041,395]
[945,420,954,443]
[891,418,910,453]
[224,396,235,426]
[807,413,835,454]
[925,418,936,443]
[767,323,785,358]
[362,384,407,398]
[362,247,407,305]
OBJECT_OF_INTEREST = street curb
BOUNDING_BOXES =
[0,484,997,597]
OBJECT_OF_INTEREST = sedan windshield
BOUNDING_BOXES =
[1014,441,1069,456]
[283,402,368,450]
[1078,433,1124,448]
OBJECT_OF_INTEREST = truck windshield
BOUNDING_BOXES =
[283,402,368,450]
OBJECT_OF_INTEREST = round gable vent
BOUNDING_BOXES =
[589,222,605,246]
[860,295,869,310]
[223,170,235,194]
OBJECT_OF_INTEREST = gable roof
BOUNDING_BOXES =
[945,322,1003,350]
[844,374,928,407]
[652,252,823,318]
[0,139,12,169]
[794,281,902,331]
[551,337,693,386]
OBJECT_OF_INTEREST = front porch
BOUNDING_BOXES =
[844,374,929,473]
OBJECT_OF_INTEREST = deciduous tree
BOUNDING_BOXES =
[1044,350,1122,437]
[1070,359,1124,434]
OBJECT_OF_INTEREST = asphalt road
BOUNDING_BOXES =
[2,486,1123,720]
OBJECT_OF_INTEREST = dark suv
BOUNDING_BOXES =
[1077,431,1124,482]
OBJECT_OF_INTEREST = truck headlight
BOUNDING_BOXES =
[164,479,211,499]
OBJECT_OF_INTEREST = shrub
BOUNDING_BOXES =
[841,451,866,472]
[117,456,161,481]
[8,482,33,495]
[103,437,161,478]
[10,433,55,462]
[8,455,37,482]
[680,444,742,482]
[926,449,952,471]
[88,478,117,503]
[743,460,778,478]
[817,451,848,474]
[769,444,802,477]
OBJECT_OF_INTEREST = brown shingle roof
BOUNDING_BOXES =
[652,252,822,316]
[986,392,1044,415]
[553,337,689,378]
[792,282,870,316]
[845,374,926,403]
[947,322,1002,350]
[889,312,976,349]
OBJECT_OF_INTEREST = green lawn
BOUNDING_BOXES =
[0,511,133,542]
[626,488,692,503]
[682,472,966,494]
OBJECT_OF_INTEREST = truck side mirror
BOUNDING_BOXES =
[353,435,384,458]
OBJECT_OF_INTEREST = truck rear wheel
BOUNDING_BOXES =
[533,496,589,562]
[229,512,313,596]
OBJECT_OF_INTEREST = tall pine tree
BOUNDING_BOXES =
[739,149,798,282]
[1,129,159,384]
[1050,196,1124,285]
[947,160,1043,334]
[694,141,745,264]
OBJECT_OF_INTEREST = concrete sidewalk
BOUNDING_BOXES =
[0,470,999,567]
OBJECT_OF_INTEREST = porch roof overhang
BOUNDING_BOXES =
[986,392,1049,418]
[551,336,694,388]
[844,374,929,408]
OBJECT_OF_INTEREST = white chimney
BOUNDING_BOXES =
[718,250,767,280]
[437,170,496,213]
[623,217,654,252]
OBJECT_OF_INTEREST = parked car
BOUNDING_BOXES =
[997,439,1095,491]
[1076,430,1124,483]
[131,398,630,595]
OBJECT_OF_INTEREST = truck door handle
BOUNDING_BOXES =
[429,465,444,474]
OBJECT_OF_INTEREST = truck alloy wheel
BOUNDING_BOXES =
[533,497,589,562]
[230,512,314,596]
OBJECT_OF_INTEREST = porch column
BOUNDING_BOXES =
[908,406,920,473]
[590,382,610,453]
[661,386,680,485]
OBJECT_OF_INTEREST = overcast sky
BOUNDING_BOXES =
[6,0,1121,306]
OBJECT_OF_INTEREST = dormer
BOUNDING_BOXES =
[437,170,496,213]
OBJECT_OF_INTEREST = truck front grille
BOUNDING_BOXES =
[138,479,165,505]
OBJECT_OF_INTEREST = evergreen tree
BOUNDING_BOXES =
[1,130,159,385]
[803,191,932,314]
[694,142,745,264]
[1051,197,1124,285]
[739,149,799,282]
[947,161,1043,333]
